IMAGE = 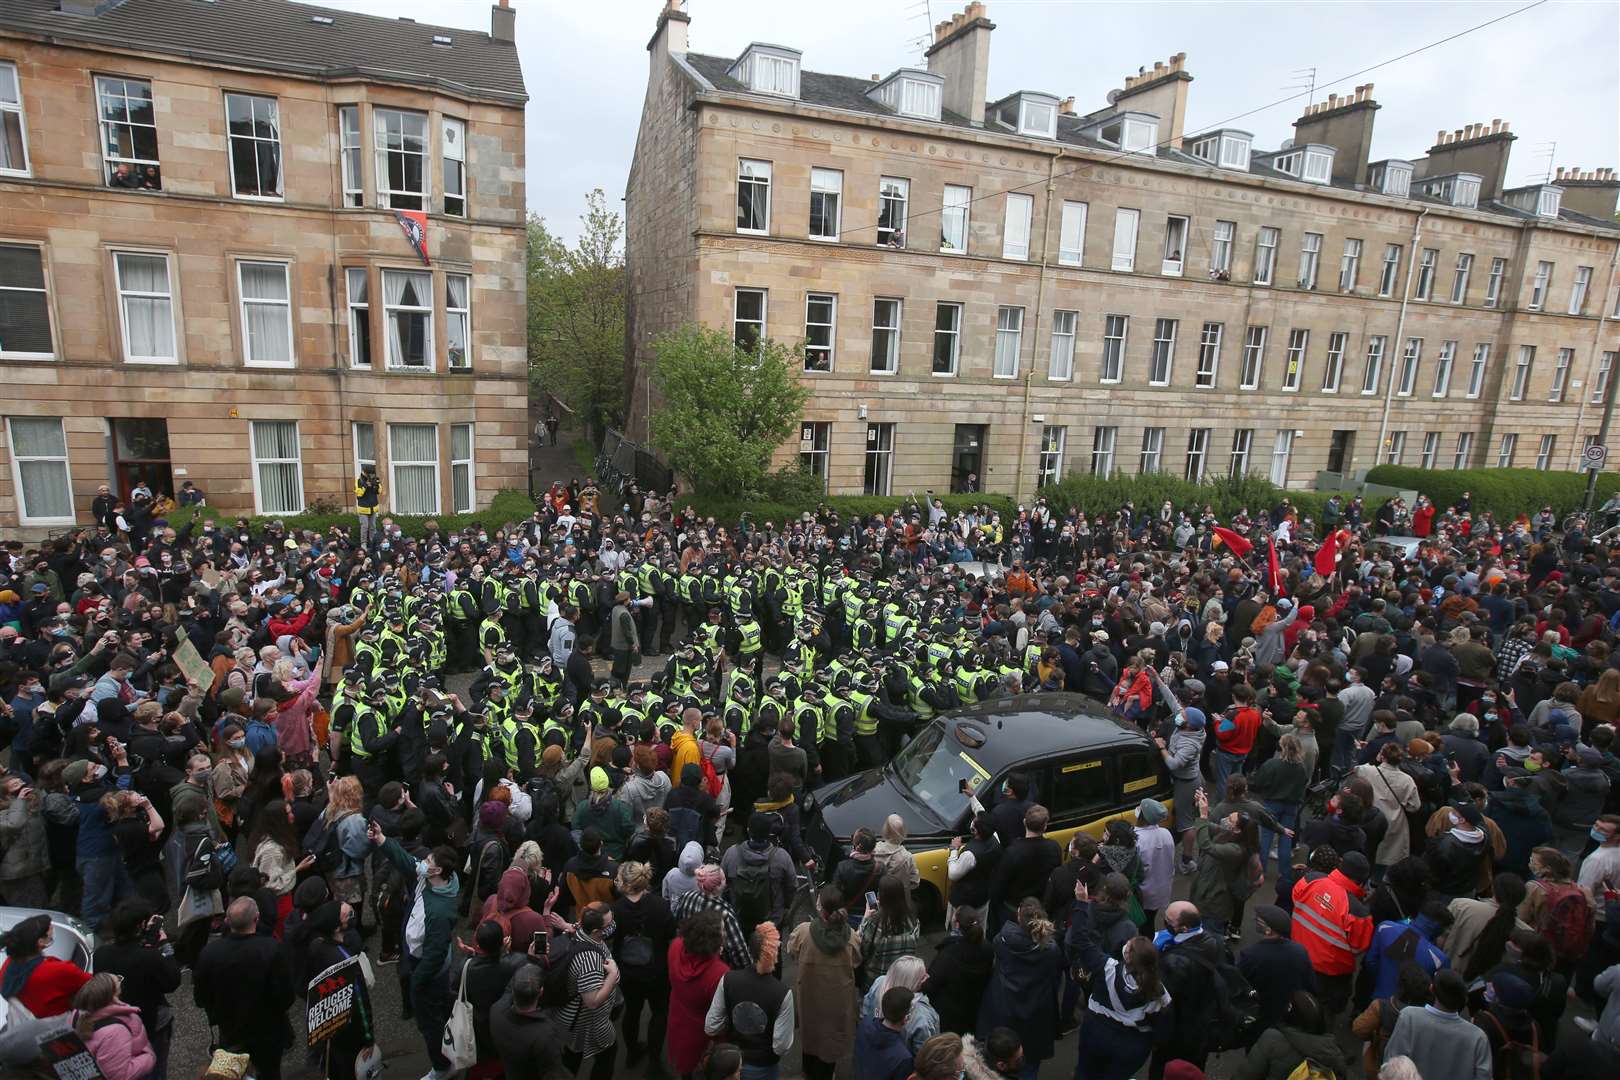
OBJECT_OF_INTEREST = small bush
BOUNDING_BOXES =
[1364,465,1620,522]
[161,489,539,539]
[1037,471,1354,524]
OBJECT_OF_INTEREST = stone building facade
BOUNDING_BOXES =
[625,2,1620,500]
[0,0,529,533]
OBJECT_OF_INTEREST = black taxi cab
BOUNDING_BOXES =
[803,692,1172,917]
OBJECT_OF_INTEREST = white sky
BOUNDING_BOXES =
[319,0,1619,243]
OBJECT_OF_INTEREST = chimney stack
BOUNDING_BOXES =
[1291,83,1380,185]
[926,2,995,126]
[490,0,515,44]
[1423,120,1516,200]
[1111,51,1192,148]
[646,0,689,57]
[1555,164,1620,220]
[1058,96,1075,116]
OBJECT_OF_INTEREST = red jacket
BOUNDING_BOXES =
[267,604,313,640]
[0,956,92,1019]
[1290,869,1374,976]
[1215,706,1262,757]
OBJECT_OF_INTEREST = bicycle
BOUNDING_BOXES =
[783,862,823,937]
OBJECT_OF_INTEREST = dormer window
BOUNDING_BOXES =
[1021,99,1055,138]
[1084,110,1159,153]
[1261,143,1335,184]
[1189,129,1252,172]
[992,93,1060,139]
[1501,184,1564,218]
[1416,173,1482,209]
[1367,160,1413,198]
[1303,148,1332,183]
[866,70,943,122]
[728,44,802,99]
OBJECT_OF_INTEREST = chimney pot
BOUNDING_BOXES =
[1555,167,1565,180]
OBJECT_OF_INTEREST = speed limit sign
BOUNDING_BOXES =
[1584,443,1608,471]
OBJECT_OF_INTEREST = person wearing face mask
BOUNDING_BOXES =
[8,671,47,779]
[366,818,462,1080]
[68,749,137,931]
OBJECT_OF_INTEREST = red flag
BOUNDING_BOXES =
[1314,529,1342,578]
[1267,537,1284,595]
[1212,526,1252,557]
[393,210,431,265]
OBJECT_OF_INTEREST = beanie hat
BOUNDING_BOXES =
[1137,798,1168,826]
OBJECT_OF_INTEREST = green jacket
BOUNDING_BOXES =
[571,795,634,860]
[376,837,459,993]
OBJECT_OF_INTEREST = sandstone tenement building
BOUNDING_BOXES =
[0,0,529,532]
[624,1,1620,500]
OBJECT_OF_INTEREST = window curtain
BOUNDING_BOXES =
[451,424,472,512]
[251,421,300,513]
[447,275,469,367]
[118,254,173,358]
[389,423,437,513]
[9,418,70,519]
[241,264,290,363]
[385,271,429,367]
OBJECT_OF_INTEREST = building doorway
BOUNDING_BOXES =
[952,424,986,493]
[1326,429,1355,474]
[110,418,173,502]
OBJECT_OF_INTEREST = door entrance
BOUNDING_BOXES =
[110,418,173,502]
[1327,429,1356,474]
[952,424,986,493]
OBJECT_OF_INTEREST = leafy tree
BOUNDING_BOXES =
[649,324,809,496]
[526,190,626,445]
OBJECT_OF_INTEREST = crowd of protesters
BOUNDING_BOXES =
[0,468,1617,1080]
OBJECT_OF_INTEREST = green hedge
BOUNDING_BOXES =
[677,491,1019,527]
[1036,471,1361,524]
[1364,465,1620,521]
[160,489,540,539]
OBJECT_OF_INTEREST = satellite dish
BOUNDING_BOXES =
[1106,88,1121,104]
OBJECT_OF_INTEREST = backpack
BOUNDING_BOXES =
[183,833,227,893]
[731,853,774,931]
[302,811,345,875]
[525,774,565,832]
[1532,881,1594,964]
[1481,1010,1544,1080]
[699,752,724,799]
[1284,1060,1337,1080]
[1198,946,1261,1053]
[540,934,586,1011]
[667,806,703,853]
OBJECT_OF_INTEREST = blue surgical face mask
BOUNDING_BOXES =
[1592,825,1611,843]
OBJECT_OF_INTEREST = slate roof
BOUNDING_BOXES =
[685,52,975,128]
[681,50,1620,233]
[0,0,525,102]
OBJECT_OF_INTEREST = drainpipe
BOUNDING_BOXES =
[1014,150,1061,500]
[1580,242,1620,510]
[1375,208,1429,467]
